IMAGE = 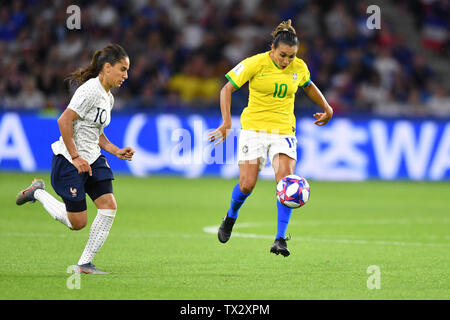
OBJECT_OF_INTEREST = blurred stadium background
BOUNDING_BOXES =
[0,0,449,180]
[0,0,449,115]
[1,0,449,301]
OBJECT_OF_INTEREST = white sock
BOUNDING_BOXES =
[77,209,116,265]
[34,189,72,229]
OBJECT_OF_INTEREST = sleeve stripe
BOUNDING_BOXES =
[300,77,311,88]
[225,74,240,89]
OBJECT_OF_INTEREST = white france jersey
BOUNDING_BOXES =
[51,76,114,165]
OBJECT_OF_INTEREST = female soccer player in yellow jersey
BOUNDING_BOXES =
[209,19,333,257]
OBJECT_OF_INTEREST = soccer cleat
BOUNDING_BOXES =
[218,214,236,243]
[76,263,108,275]
[270,236,291,257]
[15,178,45,205]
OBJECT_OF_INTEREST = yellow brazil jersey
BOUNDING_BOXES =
[225,51,311,135]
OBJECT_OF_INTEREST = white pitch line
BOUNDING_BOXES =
[203,224,450,248]
[1,223,449,248]
[212,218,450,228]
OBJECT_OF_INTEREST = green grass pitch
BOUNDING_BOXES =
[0,172,449,300]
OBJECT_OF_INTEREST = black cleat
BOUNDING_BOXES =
[270,236,291,257]
[218,214,236,243]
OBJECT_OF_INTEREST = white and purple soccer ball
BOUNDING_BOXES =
[276,175,310,209]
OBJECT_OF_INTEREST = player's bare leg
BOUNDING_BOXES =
[238,158,261,194]
[273,153,296,183]
[67,211,87,230]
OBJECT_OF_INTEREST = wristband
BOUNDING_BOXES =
[71,155,80,160]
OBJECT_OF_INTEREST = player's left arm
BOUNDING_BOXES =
[302,81,333,126]
[99,133,135,161]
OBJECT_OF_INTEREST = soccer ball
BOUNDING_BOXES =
[276,175,310,209]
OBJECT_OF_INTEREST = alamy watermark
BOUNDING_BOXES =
[66,265,81,290]
[366,265,381,289]
[366,5,381,30]
[65,4,380,31]
[66,5,81,30]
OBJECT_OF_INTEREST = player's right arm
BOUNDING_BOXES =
[209,55,259,145]
[57,108,92,176]
[209,81,236,145]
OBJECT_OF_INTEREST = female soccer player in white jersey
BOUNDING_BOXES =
[210,20,333,257]
[16,43,135,274]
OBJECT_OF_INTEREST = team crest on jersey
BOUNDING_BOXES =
[70,187,77,198]
[293,73,297,80]
[242,145,249,154]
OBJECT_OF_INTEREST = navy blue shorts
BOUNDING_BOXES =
[51,154,114,212]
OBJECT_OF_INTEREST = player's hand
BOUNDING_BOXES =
[73,157,92,176]
[208,122,231,146]
[313,107,333,126]
[115,147,135,161]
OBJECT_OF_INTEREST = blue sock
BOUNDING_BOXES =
[227,183,251,219]
[276,199,292,239]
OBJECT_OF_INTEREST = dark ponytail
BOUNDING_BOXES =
[271,19,298,48]
[66,43,128,87]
